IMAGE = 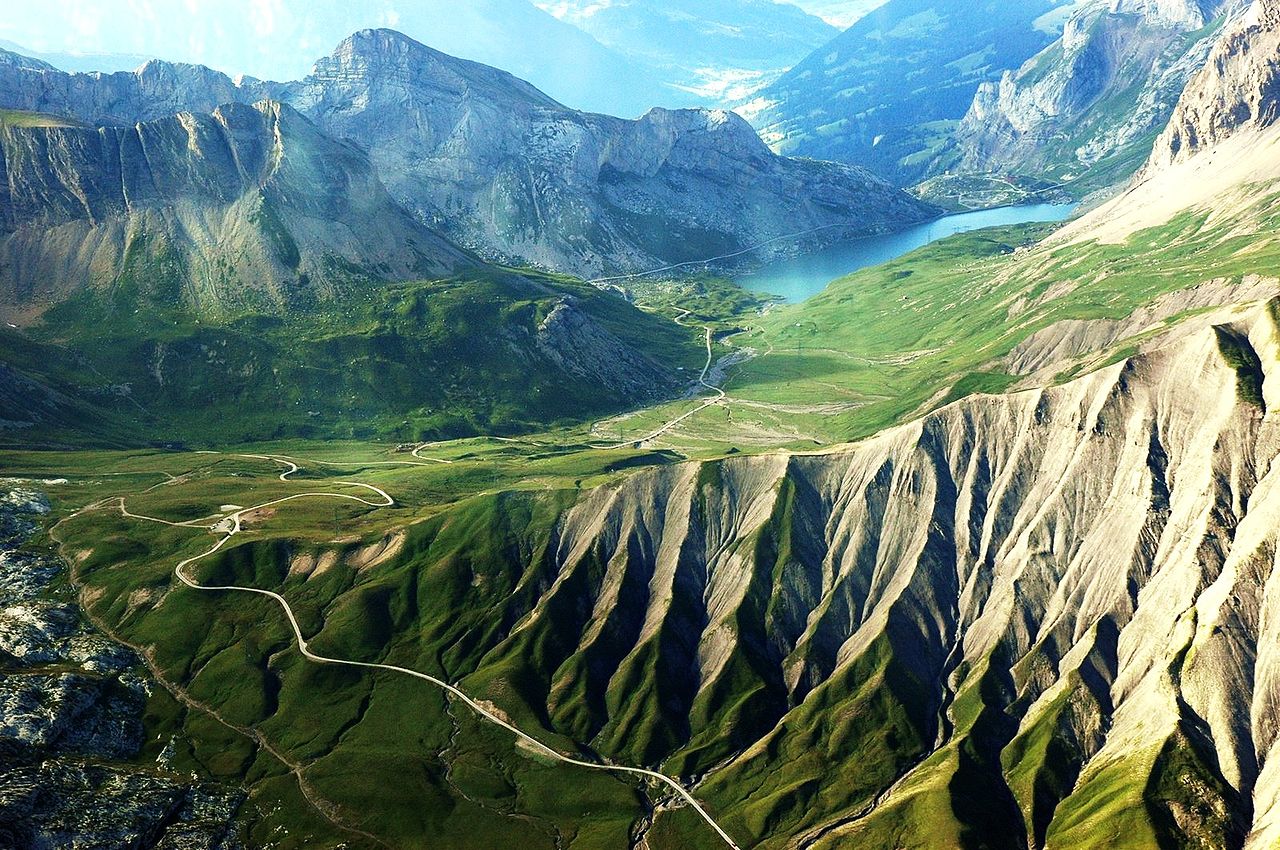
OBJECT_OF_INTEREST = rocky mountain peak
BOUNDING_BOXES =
[266,29,934,278]
[634,107,771,156]
[307,28,560,111]
[1145,0,1280,170]
[319,27,431,77]
[128,58,241,107]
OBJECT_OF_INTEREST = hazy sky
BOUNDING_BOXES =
[1,0,417,79]
[0,0,879,82]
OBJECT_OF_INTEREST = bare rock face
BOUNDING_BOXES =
[0,58,246,125]
[271,29,936,278]
[1114,0,1239,26]
[948,0,1243,185]
[0,48,54,73]
[1146,0,1280,170]
[0,99,470,315]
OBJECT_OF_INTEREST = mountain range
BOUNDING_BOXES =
[0,28,931,445]
[2,0,840,117]
[0,31,932,302]
[9,0,1280,848]
[269,30,931,278]
[745,0,1076,184]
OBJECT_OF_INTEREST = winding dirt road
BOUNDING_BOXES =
[590,310,728,450]
[113,452,742,850]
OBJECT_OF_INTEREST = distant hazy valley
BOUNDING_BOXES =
[3,1,1280,849]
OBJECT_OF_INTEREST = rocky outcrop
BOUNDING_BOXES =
[532,296,677,398]
[947,0,1243,189]
[0,486,244,848]
[1146,0,1280,170]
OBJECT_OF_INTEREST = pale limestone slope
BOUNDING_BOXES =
[463,299,1278,846]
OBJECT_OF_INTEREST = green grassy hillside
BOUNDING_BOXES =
[3,269,702,448]
[11,161,1280,850]
[0,107,86,128]
[582,190,1280,454]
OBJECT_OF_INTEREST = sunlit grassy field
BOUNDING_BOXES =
[9,444,694,849]
[594,196,1280,453]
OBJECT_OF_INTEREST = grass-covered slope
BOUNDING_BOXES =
[27,297,1279,846]
[17,173,1280,850]
[583,190,1280,455]
[2,268,701,447]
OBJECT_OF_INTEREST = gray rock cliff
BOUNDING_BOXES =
[0,99,471,315]
[1146,0,1280,170]
[947,0,1245,188]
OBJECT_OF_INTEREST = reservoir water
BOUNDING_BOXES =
[738,203,1077,303]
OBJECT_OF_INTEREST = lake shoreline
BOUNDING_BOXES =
[736,203,1078,303]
